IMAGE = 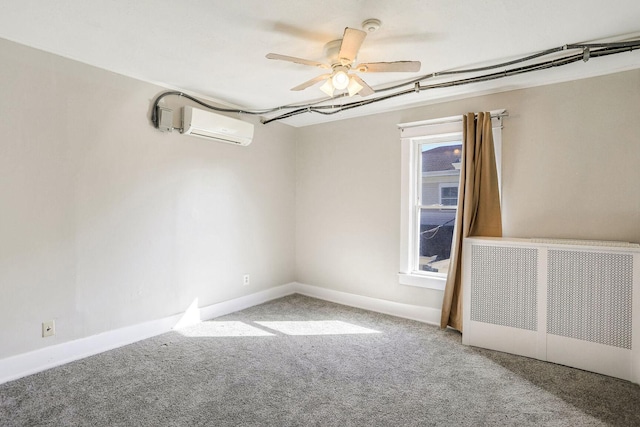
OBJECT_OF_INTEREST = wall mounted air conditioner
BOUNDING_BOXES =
[181,106,254,146]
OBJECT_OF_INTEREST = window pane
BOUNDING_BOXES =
[418,141,461,274]
[418,208,456,273]
[421,143,462,173]
[441,187,457,197]
[420,142,462,207]
[440,186,458,206]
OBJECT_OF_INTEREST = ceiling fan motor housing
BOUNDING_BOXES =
[324,39,347,66]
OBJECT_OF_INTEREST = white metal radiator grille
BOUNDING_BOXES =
[470,245,538,331]
[547,250,633,349]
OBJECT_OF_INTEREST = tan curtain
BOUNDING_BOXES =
[440,112,502,331]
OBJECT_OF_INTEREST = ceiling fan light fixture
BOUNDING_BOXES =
[347,77,363,96]
[266,26,420,99]
[319,79,335,97]
[331,67,350,90]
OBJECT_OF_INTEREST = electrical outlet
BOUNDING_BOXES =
[42,320,55,337]
[243,274,250,286]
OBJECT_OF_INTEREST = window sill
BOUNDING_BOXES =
[398,272,447,291]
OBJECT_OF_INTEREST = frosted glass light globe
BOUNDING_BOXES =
[332,70,349,90]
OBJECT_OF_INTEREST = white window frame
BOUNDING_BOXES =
[398,112,503,290]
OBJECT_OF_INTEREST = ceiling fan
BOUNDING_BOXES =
[266,26,421,97]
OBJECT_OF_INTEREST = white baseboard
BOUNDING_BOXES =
[0,282,441,385]
[0,283,296,385]
[198,283,297,320]
[293,282,442,326]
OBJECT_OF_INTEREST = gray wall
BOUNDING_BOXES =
[0,39,297,359]
[296,69,640,308]
[2,35,639,361]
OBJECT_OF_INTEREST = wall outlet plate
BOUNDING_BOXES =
[243,274,250,286]
[42,320,55,337]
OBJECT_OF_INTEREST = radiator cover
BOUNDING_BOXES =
[470,245,538,331]
[462,237,640,384]
[547,250,633,349]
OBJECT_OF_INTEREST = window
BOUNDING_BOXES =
[439,183,459,206]
[398,113,503,290]
[419,141,462,275]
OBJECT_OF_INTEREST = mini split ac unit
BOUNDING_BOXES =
[181,106,254,146]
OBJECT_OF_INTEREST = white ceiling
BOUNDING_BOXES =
[1,0,640,127]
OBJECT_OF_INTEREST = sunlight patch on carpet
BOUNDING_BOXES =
[254,320,381,336]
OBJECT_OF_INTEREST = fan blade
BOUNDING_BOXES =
[338,28,367,63]
[291,74,331,91]
[266,53,330,69]
[350,75,375,97]
[357,61,422,73]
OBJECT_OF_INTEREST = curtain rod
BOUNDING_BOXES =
[397,110,508,130]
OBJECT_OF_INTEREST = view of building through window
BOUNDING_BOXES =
[418,141,462,274]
